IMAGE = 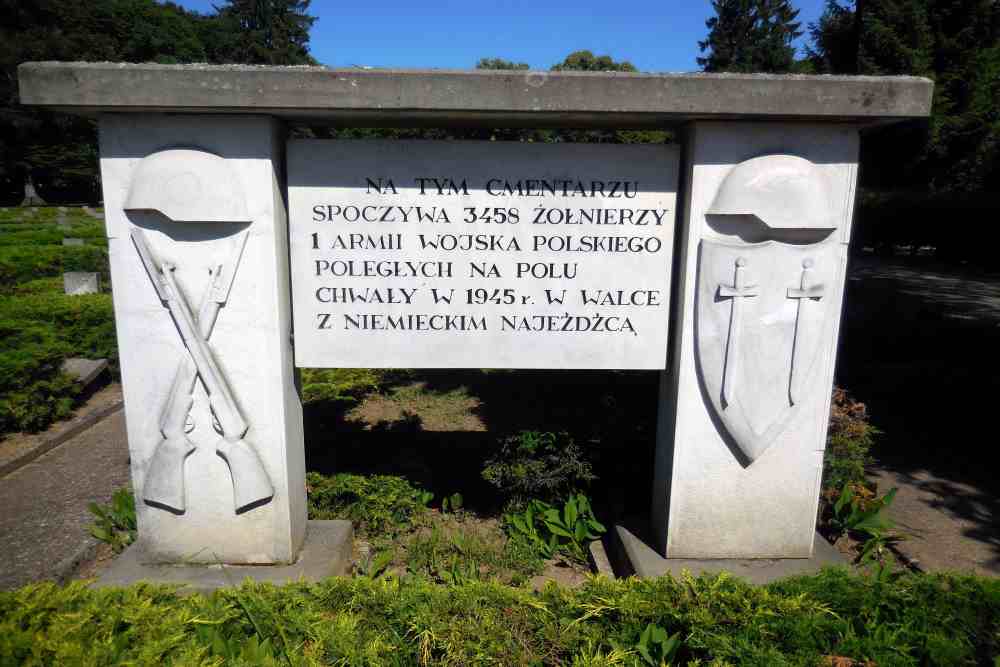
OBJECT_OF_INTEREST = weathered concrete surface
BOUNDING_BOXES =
[0,411,131,590]
[94,520,353,591]
[18,63,933,127]
[614,525,845,584]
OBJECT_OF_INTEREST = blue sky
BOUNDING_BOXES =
[171,0,827,71]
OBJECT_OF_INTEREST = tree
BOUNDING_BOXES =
[0,0,214,203]
[208,0,317,65]
[808,0,859,73]
[697,0,803,73]
[857,0,933,76]
[807,0,999,191]
[551,50,637,72]
[476,58,529,70]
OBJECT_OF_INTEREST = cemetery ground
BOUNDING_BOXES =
[2,206,1000,664]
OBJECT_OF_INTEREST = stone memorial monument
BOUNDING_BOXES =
[18,63,932,582]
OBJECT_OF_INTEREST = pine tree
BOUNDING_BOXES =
[697,0,803,73]
[808,1,859,73]
[210,0,317,65]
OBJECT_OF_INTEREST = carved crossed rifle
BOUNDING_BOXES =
[132,228,272,514]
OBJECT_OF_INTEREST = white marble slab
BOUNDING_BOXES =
[288,140,678,369]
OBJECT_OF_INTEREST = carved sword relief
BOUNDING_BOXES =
[786,258,825,405]
[717,257,758,407]
[696,154,839,464]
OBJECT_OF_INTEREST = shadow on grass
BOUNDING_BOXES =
[304,369,661,520]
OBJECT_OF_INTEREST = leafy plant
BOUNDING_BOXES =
[634,623,681,666]
[306,472,431,536]
[505,493,605,563]
[355,548,394,580]
[828,482,903,569]
[88,489,137,553]
[483,430,596,506]
[441,492,463,513]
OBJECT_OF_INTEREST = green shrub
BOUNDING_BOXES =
[0,323,78,433]
[403,516,544,586]
[0,292,117,434]
[2,569,998,665]
[300,368,384,406]
[0,224,106,247]
[0,244,110,291]
[0,293,118,365]
[11,277,64,295]
[482,430,596,506]
[824,387,879,494]
[306,472,432,536]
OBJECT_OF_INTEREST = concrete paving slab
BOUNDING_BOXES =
[94,520,353,592]
[0,411,131,590]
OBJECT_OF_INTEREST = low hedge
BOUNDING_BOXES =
[0,292,116,433]
[0,244,110,292]
[1,569,997,665]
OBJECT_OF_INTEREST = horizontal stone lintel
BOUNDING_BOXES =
[18,62,933,128]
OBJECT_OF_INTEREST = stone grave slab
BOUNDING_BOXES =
[61,357,108,388]
[63,271,100,295]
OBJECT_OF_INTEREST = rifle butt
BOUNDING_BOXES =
[143,436,195,514]
[217,438,274,513]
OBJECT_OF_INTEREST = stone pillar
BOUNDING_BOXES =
[653,122,859,558]
[99,115,305,564]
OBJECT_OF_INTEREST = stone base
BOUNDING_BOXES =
[94,520,353,592]
[612,523,845,585]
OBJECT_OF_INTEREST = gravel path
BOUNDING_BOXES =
[873,466,1000,576]
[0,411,130,590]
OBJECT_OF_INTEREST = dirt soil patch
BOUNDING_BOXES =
[348,381,486,432]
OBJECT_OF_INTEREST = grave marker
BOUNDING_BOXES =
[63,271,100,295]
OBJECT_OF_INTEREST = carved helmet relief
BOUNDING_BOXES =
[697,154,838,464]
[124,147,273,516]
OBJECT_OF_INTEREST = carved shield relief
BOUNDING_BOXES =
[696,239,838,463]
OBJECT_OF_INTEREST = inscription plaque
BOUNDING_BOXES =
[288,140,678,369]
